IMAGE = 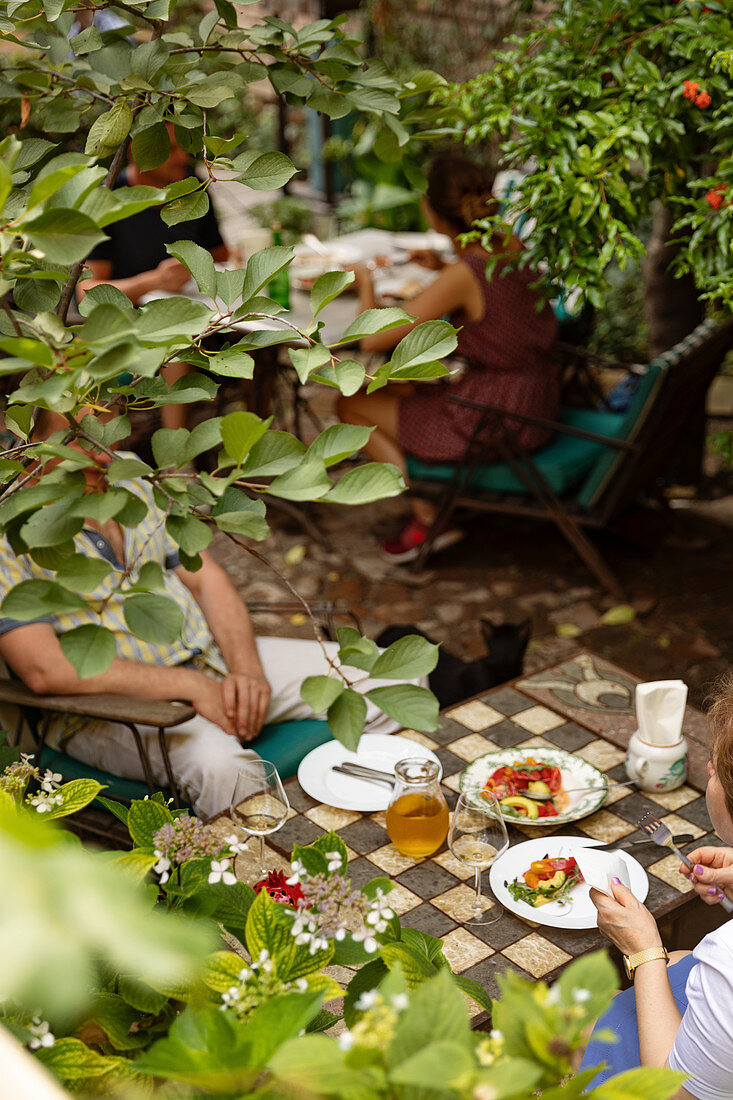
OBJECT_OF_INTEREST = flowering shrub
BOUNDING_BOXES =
[0,739,103,819]
[0,793,685,1099]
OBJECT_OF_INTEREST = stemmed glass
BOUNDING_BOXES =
[230,760,290,877]
[448,790,509,925]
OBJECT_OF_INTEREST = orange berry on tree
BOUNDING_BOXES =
[695,90,712,108]
[705,186,727,210]
[682,80,700,100]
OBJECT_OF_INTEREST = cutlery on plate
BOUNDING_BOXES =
[592,832,695,852]
[525,780,637,801]
[332,763,395,788]
[638,812,733,914]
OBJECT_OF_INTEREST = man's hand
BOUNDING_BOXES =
[154,257,191,292]
[681,845,733,905]
[590,879,663,955]
[221,670,271,742]
[188,674,237,737]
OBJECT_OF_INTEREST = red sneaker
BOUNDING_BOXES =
[379,518,463,565]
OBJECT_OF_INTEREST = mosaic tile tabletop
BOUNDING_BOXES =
[271,655,714,1017]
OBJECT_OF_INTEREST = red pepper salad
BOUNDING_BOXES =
[506,855,583,907]
[481,757,567,820]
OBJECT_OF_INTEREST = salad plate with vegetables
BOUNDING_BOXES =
[459,747,608,826]
[489,836,649,929]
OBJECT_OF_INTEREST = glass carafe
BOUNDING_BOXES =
[385,758,449,858]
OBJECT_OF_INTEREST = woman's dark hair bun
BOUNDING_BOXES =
[426,154,497,232]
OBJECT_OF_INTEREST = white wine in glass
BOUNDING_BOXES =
[230,760,289,877]
[448,790,508,925]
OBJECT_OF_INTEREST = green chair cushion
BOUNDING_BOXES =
[40,718,334,808]
[406,406,626,497]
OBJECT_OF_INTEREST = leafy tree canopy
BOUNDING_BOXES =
[448,0,733,309]
[0,0,448,747]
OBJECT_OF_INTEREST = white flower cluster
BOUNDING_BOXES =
[338,990,410,1051]
[220,949,311,1020]
[286,852,392,956]
[208,858,236,886]
[153,849,171,884]
[27,1016,55,1050]
[28,771,63,814]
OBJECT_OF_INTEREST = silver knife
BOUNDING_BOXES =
[332,763,395,788]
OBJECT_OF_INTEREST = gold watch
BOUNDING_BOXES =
[623,945,669,979]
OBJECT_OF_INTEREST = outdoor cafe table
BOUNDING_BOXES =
[265,649,718,1018]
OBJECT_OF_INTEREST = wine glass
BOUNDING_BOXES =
[230,760,290,877]
[448,790,508,925]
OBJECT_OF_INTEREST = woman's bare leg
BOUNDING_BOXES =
[336,391,436,524]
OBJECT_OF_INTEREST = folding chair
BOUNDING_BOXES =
[405,318,733,597]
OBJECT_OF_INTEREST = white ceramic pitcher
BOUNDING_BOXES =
[625,730,689,792]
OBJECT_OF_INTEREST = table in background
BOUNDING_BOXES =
[270,650,716,1015]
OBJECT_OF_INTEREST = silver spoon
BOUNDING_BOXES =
[523,780,637,801]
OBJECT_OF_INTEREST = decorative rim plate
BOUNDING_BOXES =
[489,836,649,929]
[459,747,608,826]
[297,733,441,812]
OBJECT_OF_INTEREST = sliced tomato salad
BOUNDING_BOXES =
[481,757,564,818]
[506,854,584,908]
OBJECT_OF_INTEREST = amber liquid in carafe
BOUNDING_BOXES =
[386,792,449,857]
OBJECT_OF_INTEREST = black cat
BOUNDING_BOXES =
[376,618,531,709]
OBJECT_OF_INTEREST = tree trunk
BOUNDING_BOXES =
[643,204,704,357]
[643,203,706,484]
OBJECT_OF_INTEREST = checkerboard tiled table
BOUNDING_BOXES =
[270,651,715,1012]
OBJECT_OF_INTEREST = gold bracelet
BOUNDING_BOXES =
[623,945,669,979]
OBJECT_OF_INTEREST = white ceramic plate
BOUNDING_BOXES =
[489,836,649,929]
[297,733,441,812]
[460,747,608,826]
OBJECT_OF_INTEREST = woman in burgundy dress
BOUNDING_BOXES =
[336,155,558,563]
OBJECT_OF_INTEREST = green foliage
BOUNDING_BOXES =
[1,788,684,1100]
[449,1,733,310]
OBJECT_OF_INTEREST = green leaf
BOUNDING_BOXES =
[165,239,216,298]
[337,307,414,344]
[311,358,365,396]
[390,319,457,371]
[131,123,171,172]
[241,246,295,299]
[370,634,439,680]
[267,454,331,502]
[161,188,209,227]
[268,1034,356,1094]
[308,424,372,466]
[452,972,493,1012]
[203,949,246,993]
[592,1067,688,1100]
[23,209,107,265]
[82,991,151,1050]
[166,514,212,555]
[127,797,173,850]
[59,625,116,678]
[234,150,298,190]
[43,778,105,820]
[326,688,367,751]
[240,431,306,477]
[338,635,380,673]
[1,579,87,620]
[388,967,469,1062]
[207,346,256,378]
[325,462,405,505]
[300,675,345,714]
[289,344,331,385]
[152,427,189,471]
[365,684,439,732]
[118,974,169,1015]
[70,25,103,54]
[390,1040,475,1089]
[599,604,636,625]
[211,489,269,540]
[107,457,153,482]
[36,1037,121,1080]
[124,594,184,645]
[310,270,355,317]
[221,411,270,465]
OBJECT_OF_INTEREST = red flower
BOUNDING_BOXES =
[253,869,304,907]
[695,90,712,108]
[705,185,728,210]
[682,80,700,100]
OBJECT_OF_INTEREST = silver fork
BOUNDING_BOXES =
[638,812,733,914]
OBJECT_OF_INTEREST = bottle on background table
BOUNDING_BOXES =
[267,221,290,310]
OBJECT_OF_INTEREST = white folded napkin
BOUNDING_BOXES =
[572,847,631,897]
[635,680,688,746]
